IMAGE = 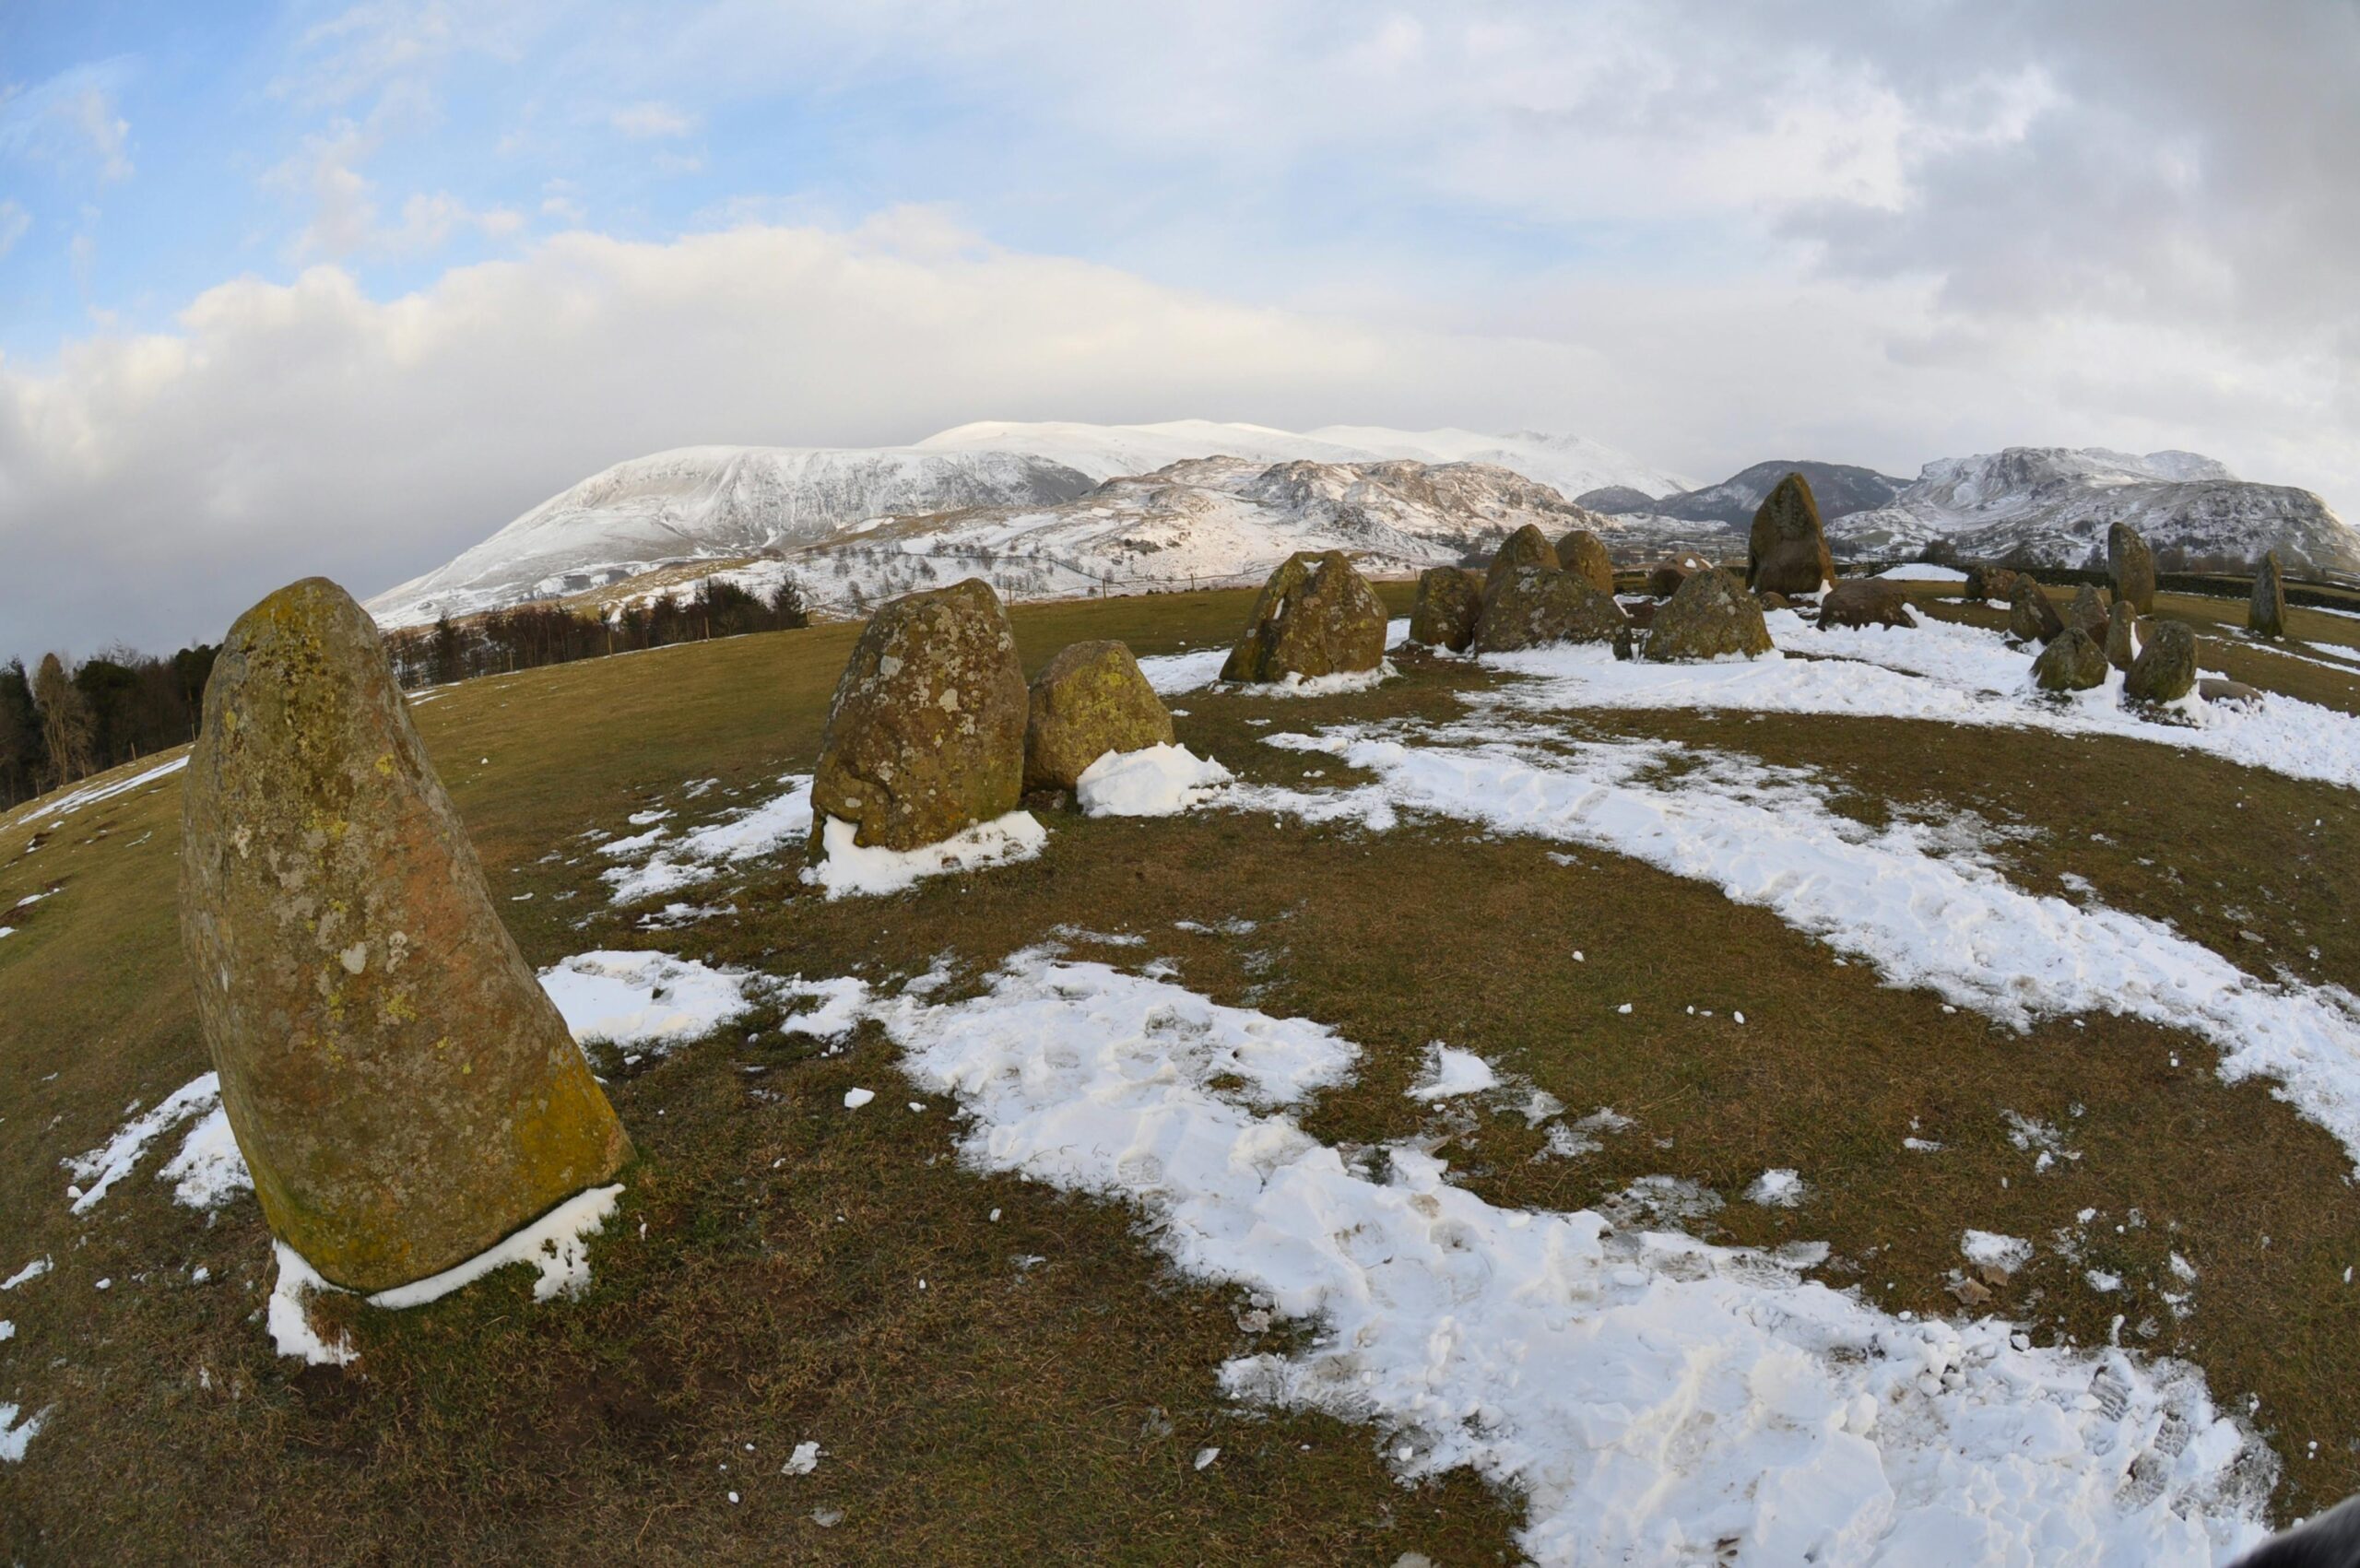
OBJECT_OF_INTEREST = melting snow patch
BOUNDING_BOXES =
[805,810,1045,899]
[1407,1043,1500,1102]
[603,774,813,903]
[1744,1168,1809,1208]
[15,754,188,824]
[1229,661,1398,698]
[1134,648,1230,695]
[540,950,755,1050]
[2,1257,51,1291]
[64,1073,226,1213]
[1075,744,1233,817]
[159,1104,251,1208]
[1962,1231,2036,1276]
[1872,564,1969,582]
[783,1440,821,1475]
[0,1404,50,1463]
[866,954,2272,1564]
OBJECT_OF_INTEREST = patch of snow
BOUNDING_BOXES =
[1135,648,1231,695]
[604,774,813,904]
[266,1244,358,1367]
[1406,1043,1501,1102]
[2,1257,51,1291]
[1871,564,1970,581]
[158,1105,251,1208]
[1745,1168,1809,1208]
[63,1073,224,1214]
[540,950,755,1049]
[1962,1232,2036,1275]
[1076,744,1233,817]
[867,953,2272,1564]
[783,1440,822,1475]
[777,975,871,1040]
[805,810,1045,899]
[1230,659,1399,698]
[368,1184,624,1309]
[14,754,188,825]
[0,1403,50,1463]
[844,1088,876,1109]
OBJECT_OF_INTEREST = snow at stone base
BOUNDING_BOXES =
[805,810,1046,899]
[851,952,2271,1566]
[1075,744,1233,817]
[1239,718,2360,1174]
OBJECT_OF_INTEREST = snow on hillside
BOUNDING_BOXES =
[365,446,1095,628]
[915,419,1693,499]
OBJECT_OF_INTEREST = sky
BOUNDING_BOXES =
[1,0,2355,658]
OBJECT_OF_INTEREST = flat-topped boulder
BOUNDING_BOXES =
[1221,550,1387,684]
[2008,577,2066,644]
[1647,566,1773,662]
[1555,529,1617,596]
[2125,620,2198,704]
[1818,578,1917,631]
[180,578,631,1293]
[2108,524,2157,615]
[2250,551,2287,638]
[1747,474,1835,596]
[1023,640,1174,793]
[811,578,1028,854]
[2032,627,2108,692]
[1409,566,1485,652]
[1472,568,1631,654]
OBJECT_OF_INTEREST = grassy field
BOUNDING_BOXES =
[4,576,2358,1562]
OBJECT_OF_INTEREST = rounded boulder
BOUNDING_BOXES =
[1221,551,1387,683]
[1646,567,1774,662]
[1409,566,1486,652]
[1023,641,1174,792]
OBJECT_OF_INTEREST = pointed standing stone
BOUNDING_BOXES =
[181,579,630,1293]
[1221,552,1387,684]
[2008,578,2066,644]
[2104,600,2139,671]
[2249,551,2288,639]
[2107,524,2157,615]
[1746,474,1835,596]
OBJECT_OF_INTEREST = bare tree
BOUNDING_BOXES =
[32,653,94,789]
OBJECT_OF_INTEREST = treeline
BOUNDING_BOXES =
[384,578,808,689]
[1,645,218,809]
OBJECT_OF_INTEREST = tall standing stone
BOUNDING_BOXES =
[1747,474,1835,596]
[1409,566,1485,652]
[2249,551,2288,639]
[1221,551,1387,684]
[2107,524,2157,615]
[810,578,1028,853]
[180,579,631,1294]
[1022,640,1173,792]
[1555,529,1618,596]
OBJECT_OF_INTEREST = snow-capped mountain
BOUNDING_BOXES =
[1834,448,2358,572]
[1598,460,1911,527]
[366,446,1095,627]
[914,419,1693,500]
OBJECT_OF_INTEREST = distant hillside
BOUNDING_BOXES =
[1592,461,1910,527]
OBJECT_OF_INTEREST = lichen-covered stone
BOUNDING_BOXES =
[1221,551,1387,684]
[1484,525,1561,601]
[2032,627,2108,692]
[2104,601,2139,671]
[1409,566,1485,652]
[1817,578,1917,631]
[811,578,1027,854]
[2108,524,2157,614]
[1646,567,1774,662]
[2008,578,2066,644]
[2125,620,2197,704]
[1648,552,1713,599]
[1471,568,1631,654]
[1555,529,1617,596]
[2067,584,2112,638]
[2250,551,2287,638]
[1022,640,1173,792]
[1746,474,1835,596]
[180,578,630,1294]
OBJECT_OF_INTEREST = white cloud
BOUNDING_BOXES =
[267,121,524,259]
[0,201,29,258]
[4,210,2352,662]
[610,100,693,139]
[0,62,135,183]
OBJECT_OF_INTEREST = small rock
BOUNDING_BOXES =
[2199,678,2266,707]
[1965,564,2024,604]
[1022,640,1173,792]
[1950,1277,1993,1307]
[1407,566,1485,652]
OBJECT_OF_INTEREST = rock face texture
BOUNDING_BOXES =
[1555,529,1618,596]
[1472,569,1631,654]
[810,578,1028,853]
[2032,627,2109,691]
[1649,552,1714,598]
[1646,567,1774,661]
[1221,551,1387,683]
[2250,551,2288,638]
[2008,578,2066,644]
[2105,601,2140,671]
[2126,620,2198,703]
[1022,640,1173,792]
[1409,566,1486,652]
[1746,474,1835,596]
[1966,565,2024,604]
[1818,579,1918,631]
[2066,584,2114,638]
[2108,523,2157,615]
[180,578,630,1294]
[1484,525,1561,600]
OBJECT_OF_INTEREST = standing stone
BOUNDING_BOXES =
[2104,600,2139,671]
[2067,584,2113,638]
[1747,474,1835,596]
[2125,621,2198,704]
[1485,525,1562,602]
[1221,551,1387,684]
[2008,578,2066,644]
[180,579,630,1294]
[1409,566,1485,652]
[1817,579,1917,631]
[810,578,1028,854]
[1646,567,1774,662]
[2032,627,2109,692]
[1471,569,1631,654]
[2249,551,2288,639]
[1555,529,1618,596]
[1023,641,1174,793]
[1649,552,1713,598]
[2108,524,2157,615]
